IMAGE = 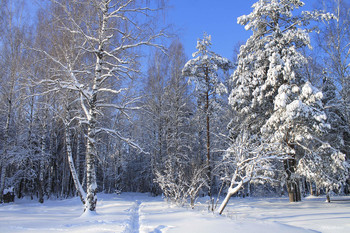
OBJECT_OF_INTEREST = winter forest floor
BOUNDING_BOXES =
[0,193,350,233]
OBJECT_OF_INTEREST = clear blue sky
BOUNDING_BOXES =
[165,0,316,60]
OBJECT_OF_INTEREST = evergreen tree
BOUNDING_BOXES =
[182,33,232,208]
[229,0,347,201]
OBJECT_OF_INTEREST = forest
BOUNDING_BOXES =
[0,0,350,215]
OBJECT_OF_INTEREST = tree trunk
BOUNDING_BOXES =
[0,164,6,203]
[38,134,46,204]
[76,131,84,183]
[316,182,320,196]
[246,182,251,197]
[287,180,301,202]
[38,160,45,203]
[85,92,98,212]
[218,192,233,215]
[65,123,86,205]
[47,164,53,198]
[310,181,314,196]
[83,2,110,211]
[204,69,213,211]
[218,182,244,215]
[61,154,67,198]
[326,187,331,203]
[1,87,12,203]
[284,158,301,202]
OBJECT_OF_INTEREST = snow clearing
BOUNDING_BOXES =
[1,193,350,233]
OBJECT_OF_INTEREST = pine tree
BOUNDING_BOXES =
[229,0,347,201]
[182,33,232,208]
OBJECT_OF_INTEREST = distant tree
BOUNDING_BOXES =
[153,41,207,208]
[141,48,169,194]
[314,1,350,178]
[0,0,33,203]
[321,72,350,156]
[315,0,350,102]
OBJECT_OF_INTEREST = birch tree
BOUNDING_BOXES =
[37,0,165,212]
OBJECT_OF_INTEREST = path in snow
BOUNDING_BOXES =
[1,192,349,232]
[124,200,141,233]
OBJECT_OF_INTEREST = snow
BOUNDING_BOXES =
[1,193,350,233]
[220,195,350,232]
[3,187,14,194]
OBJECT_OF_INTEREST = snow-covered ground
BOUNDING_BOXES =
[0,193,349,233]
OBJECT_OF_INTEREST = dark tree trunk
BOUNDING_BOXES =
[205,68,213,211]
[0,165,6,203]
[17,179,24,199]
[326,187,331,202]
[310,181,314,196]
[284,158,301,202]
[38,175,44,204]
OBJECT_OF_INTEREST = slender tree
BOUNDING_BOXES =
[182,33,231,208]
[152,41,207,207]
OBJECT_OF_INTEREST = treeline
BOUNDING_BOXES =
[0,0,350,213]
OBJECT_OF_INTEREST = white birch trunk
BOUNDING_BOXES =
[47,164,53,198]
[46,132,55,198]
[84,43,101,212]
[85,112,97,211]
[76,131,82,182]
[65,124,86,205]
[218,181,244,215]
[38,129,48,204]
[84,1,109,212]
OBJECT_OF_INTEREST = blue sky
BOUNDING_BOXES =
[165,0,253,60]
[165,0,316,60]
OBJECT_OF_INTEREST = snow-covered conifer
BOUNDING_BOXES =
[229,0,347,202]
[183,33,232,206]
